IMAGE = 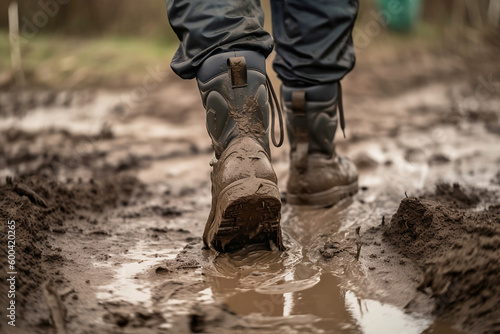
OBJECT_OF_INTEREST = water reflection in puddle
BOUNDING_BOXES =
[345,289,431,334]
[201,204,464,334]
[205,273,466,334]
[94,240,179,308]
[206,268,442,333]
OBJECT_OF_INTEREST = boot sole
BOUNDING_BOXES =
[287,181,358,207]
[205,178,284,252]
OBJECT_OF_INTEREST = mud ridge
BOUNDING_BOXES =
[385,183,500,333]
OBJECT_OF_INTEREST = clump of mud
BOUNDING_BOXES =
[0,174,144,332]
[385,183,500,333]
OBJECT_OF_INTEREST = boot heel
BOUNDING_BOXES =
[287,180,358,207]
[210,178,283,252]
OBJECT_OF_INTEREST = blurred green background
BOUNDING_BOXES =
[0,0,498,89]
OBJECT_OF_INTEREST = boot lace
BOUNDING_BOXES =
[266,75,284,147]
[338,82,346,138]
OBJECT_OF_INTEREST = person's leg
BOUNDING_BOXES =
[270,0,358,86]
[165,1,284,251]
[271,0,359,206]
[166,0,274,79]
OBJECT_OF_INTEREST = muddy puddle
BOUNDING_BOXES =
[88,198,468,333]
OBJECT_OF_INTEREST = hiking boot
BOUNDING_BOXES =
[197,51,284,252]
[282,83,358,207]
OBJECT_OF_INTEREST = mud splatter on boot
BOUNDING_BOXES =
[197,51,284,251]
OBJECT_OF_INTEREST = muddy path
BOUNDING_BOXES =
[1,41,500,334]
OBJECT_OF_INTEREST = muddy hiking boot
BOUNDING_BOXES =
[197,51,285,252]
[282,83,358,207]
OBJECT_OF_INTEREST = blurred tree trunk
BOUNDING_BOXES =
[8,1,25,87]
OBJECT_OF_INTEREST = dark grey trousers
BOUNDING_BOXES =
[166,0,359,87]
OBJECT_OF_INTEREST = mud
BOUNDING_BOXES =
[228,95,268,150]
[1,37,500,334]
[0,173,145,333]
[385,185,500,333]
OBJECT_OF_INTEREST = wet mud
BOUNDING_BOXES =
[1,39,500,334]
[386,184,500,333]
[0,173,145,333]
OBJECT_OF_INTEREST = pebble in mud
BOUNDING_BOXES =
[319,238,353,260]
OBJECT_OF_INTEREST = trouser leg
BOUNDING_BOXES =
[165,0,274,79]
[270,0,359,87]
[165,1,284,250]
[271,0,360,206]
